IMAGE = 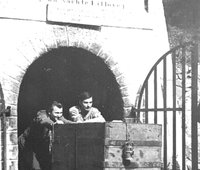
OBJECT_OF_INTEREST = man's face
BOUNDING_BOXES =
[51,106,63,119]
[80,97,93,112]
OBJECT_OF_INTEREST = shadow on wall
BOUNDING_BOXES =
[17,47,124,135]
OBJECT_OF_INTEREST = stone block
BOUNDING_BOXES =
[0,145,18,161]
[3,92,18,106]
[1,78,20,95]
[122,96,132,107]
[6,131,18,145]
[88,43,102,55]
[7,118,17,131]
[105,56,118,68]
[0,131,18,146]
[123,106,132,117]
[0,160,18,170]
[99,52,110,61]
[110,65,123,79]
[116,75,126,87]
[7,145,18,160]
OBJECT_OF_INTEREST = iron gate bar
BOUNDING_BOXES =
[136,42,193,113]
[136,44,188,116]
[145,83,149,123]
[172,51,177,170]
[154,67,158,124]
[135,108,182,112]
[163,57,168,170]
[191,42,198,170]
[181,46,186,170]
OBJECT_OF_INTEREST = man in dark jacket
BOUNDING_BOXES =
[18,101,72,170]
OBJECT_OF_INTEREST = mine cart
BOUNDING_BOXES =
[51,122,162,170]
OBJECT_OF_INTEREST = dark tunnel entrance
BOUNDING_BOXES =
[18,47,124,135]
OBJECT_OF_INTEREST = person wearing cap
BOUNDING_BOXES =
[69,91,105,123]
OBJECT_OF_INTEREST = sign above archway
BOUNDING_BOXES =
[0,0,152,29]
[47,0,152,29]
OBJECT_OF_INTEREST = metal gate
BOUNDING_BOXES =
[135,41,199,170]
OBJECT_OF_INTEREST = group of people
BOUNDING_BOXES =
[18,91,105,170]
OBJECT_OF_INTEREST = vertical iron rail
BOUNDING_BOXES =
[2,114,7,170]
[145,83,149,123]
[181,46,186,170]
[191,42,198,170]
[191,0,199,167]
[172,51,177,170]
[154,68,158,124]
[0,84,6,170]
[163,58,167,170]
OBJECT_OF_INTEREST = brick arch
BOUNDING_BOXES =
[13,27,132,121]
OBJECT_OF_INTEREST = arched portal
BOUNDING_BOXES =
[17,47,124,134]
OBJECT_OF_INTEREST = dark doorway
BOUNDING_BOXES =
[18,47,124,135]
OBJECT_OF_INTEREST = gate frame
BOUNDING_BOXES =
[135,41,199,170]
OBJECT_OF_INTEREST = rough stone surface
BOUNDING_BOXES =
[7,118,17,131]
[116,75,126,87]
[88,43,102,55]
[122,96,133,107]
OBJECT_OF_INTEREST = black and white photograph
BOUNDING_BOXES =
[0,0,199,169]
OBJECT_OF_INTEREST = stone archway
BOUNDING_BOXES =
[0,25,133,137]
[11,26,133,135]
[17,46,124,134]
[0,24,136,170]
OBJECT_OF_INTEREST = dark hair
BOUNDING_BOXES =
[48,101,63,113]
[78,91,93,102]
